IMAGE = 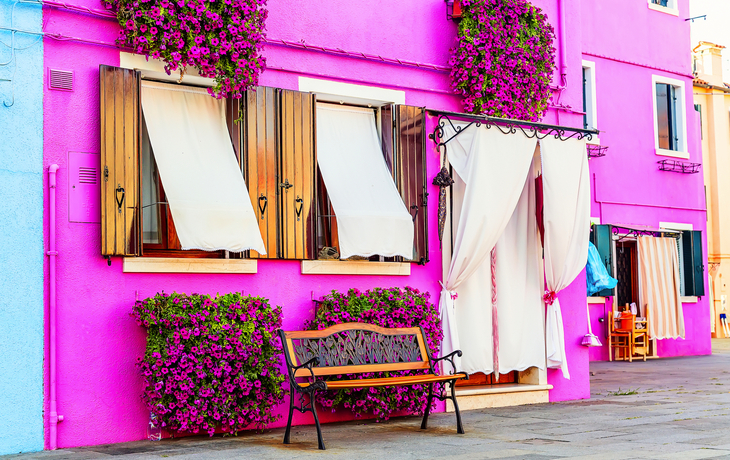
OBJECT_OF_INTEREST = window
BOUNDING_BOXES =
[652,75,688,158]
[648,0,678,16]
[590,225,706,302]
[100,66,428,263]
[581,61,597,133]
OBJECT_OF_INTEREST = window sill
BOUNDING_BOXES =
[647,3,679,16]
[301,260,411,276]
[123,257,257,274]
[588,296,606,304]
[681,296,698,304]
[655,148,689,159]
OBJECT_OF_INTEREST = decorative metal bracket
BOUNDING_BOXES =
[611,225,681,242]
[427,110,598,150]
[657,159,701,174]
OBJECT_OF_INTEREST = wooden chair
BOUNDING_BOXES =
[608,310,631,361]
[631,317,649,361]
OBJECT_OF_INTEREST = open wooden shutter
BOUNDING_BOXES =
[682,230,705,297]
[243,86,278,258]
[100,65,140,257]
[393,105,428,264]
[590,224,615,297]
[279,89,317,260]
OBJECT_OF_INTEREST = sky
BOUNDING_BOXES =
[690,0,730,79]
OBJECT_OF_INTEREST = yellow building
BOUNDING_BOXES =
[694,42,730,338]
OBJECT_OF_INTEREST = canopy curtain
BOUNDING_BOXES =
[140,81,266,253]
[449,148,545,375]
[638,236,685,339]
[439,122,538,368]
[540,136,590,380]
[316,103,414,259]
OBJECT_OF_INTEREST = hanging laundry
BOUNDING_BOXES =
[586,241,618,296]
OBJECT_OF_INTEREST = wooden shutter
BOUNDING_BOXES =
[682,230,705,297]
[590,224,615,297]
[279,89,317,260]
[243,86,278,258]
[393,105,428,264]
[100,65,140,257]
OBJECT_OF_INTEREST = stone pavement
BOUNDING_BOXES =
[7,339,730,460]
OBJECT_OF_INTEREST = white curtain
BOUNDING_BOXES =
[638,236,685,339]
[495,151,546,373]
[316,104,414,259]
[440,123,538,367]
[141,81,266,253]
[541,136,590,380]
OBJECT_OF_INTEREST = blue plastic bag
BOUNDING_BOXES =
[586,241,618,296]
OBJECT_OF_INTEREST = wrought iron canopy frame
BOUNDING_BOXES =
[427,109,600,148]
[610,224,681,242]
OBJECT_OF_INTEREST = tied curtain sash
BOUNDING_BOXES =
[540,136,591,379]
[439,123,538,368]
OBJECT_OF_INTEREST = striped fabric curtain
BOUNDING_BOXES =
[638,236,685,339]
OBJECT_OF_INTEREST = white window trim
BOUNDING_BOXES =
[651,75,689,159]
[582,60,599,144]
[298,77,406,106]
[301,260,410,276]
[647,0,679,17]
[120,52,215,87]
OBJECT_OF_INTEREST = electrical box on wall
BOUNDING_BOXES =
[68,152,101,223]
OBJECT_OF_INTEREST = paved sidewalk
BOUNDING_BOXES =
[7,340,730,460]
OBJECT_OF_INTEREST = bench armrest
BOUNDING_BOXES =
[293,356,320,378]
[432,350,463,375]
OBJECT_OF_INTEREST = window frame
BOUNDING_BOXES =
[581,60,599,142]
[138,78,241,259]
[647,0,679,16]
[652,75,689,159]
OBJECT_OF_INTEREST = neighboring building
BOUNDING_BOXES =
[0,0,45,455]
[584,0,711,363]
[19,0,707,452]
[693,41,730,339]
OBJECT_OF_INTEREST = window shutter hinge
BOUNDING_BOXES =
[104,165,109,182]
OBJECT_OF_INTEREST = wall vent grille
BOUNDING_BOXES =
[79,167,97,184]
[49,69,74,91]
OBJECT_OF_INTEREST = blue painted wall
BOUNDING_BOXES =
[0,0,45,454]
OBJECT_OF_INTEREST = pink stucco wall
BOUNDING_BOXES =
[41,0,705,450]
[583,0,712,362]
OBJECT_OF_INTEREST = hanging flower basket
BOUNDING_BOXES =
[449,0,556,121]
[102,0,267,99]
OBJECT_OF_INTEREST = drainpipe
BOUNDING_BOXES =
[556,0,568,92]
[48,164,63,449]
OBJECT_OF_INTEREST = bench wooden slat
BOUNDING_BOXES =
[299,372,468,389]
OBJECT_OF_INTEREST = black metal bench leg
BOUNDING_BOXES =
[420,382,434,430]
[310,391,326,450]
[283,390,295,444]
[450,380,465,434]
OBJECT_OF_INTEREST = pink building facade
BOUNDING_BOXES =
[36,0,707,451]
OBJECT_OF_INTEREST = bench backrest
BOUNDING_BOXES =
[279,322,432,377]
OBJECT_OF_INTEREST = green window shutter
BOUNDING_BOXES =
[682,230,705,297]
[590,224,614,297]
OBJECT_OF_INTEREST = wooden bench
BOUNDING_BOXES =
[278,322,468,450]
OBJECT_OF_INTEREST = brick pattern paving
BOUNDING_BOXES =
[6,340,730,459]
